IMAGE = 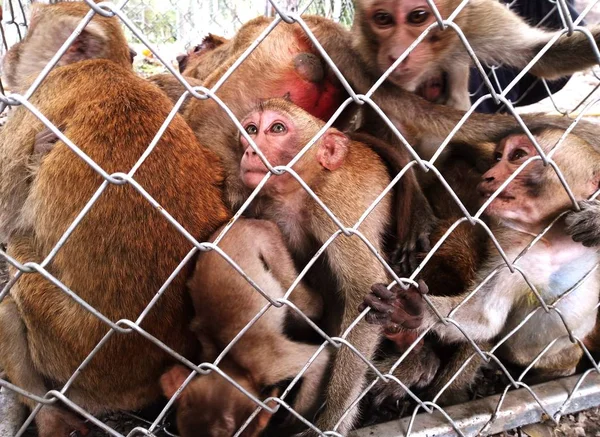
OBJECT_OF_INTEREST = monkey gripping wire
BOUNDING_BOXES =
[2,0,600,436]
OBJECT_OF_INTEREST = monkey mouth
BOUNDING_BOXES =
[416,73,446,103]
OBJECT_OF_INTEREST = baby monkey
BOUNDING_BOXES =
[161,219,329,437]
[365,127,600,379]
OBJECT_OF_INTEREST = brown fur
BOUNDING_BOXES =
[147,73,205,112]
[179,34,231,79]
[2,2,131,92]
[164,219,329,436]
[0,4,229,436]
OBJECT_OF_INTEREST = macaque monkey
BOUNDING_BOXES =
[365,127,600,381]
[161,219,330,437]
[353,0,600,110]
[235,98,439,435]
[0,3,229,436]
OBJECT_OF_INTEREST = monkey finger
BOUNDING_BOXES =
[405,250,419,274]
[396,294,424,318]
[576,233,600,248]
[579,199,600,211]
[370,283,397,301]
[364,294,396,314]
[417,279,429,295]
[417,232,432,254]
[570,231,599,246]
[566,219,590,234]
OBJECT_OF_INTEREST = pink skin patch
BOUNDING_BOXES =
[274,34,343,122]
[277,71,343,121]
[416,73,445,102]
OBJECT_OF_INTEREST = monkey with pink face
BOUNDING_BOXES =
[364,124,600,381]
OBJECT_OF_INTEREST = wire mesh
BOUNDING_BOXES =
[1,0,600,436]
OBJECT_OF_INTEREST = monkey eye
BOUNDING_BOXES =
[494,152,502,162]
[407,8,430,25]
[245,124,258,135]
[372,11,394,27]
[270,122,287,134]
[509,148,528,162]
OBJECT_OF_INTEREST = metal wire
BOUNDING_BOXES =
[1,0,600,436]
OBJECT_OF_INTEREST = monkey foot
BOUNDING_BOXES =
[36,406,89,437]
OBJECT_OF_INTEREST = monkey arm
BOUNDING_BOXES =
[466,0,600,80]
[423,282,512,343]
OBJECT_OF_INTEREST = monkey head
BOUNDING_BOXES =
[161,364,276,437]
[355,0,461,93]
[477,129,600,233]
[1,2,131,91]
[239,99,349,194]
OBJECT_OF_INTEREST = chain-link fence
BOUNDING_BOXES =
[2,0,600,436]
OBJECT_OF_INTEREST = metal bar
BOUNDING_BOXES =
[351,373,600,437]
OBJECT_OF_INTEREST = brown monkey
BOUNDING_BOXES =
[365,127,600,382]
[162,218,330,437]
[353,0,600,110]
[235,98,441,435]
[145,16,600,431]
[0,3,229,436]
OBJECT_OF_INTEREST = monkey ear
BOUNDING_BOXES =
[59,20,109,65]
[160,365,192,399]
[31,13,109,67]
[317,130,349,171]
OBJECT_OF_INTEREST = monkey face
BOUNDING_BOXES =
[476,132,594,232]
[362,0,456,91]
[239,109,300,192]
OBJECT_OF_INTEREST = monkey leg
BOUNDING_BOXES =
[0,296,46,409]
[0,297,89,437]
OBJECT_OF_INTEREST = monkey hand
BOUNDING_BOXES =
[566,200,600,248]
[361,280,428,331]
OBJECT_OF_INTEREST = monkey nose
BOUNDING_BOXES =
[294,53,325,83]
